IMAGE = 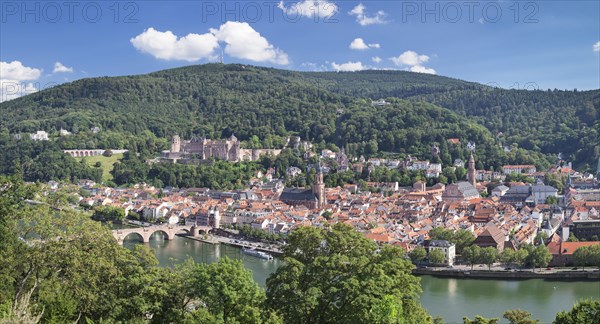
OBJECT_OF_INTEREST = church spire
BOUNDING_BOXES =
[313,159,325,209]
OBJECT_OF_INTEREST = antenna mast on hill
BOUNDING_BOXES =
[220,49,224,64]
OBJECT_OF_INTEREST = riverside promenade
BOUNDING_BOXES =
[413,267,600,280]
[177,233,284,255]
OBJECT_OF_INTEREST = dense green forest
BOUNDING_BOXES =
[0,64,598,184]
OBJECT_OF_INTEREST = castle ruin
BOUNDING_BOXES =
[162,135,282,163]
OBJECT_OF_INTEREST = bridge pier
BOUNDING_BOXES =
[190,226,201,237]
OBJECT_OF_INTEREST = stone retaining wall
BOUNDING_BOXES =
[412,269,600,281]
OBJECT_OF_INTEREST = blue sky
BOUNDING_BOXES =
[1,1,599,101]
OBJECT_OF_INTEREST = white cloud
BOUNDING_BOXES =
[372,56,382,64]
[594,41,600,52]
[390,51,429,66]
[1,60,42,81]
[349,38,380,50]
[331,61,365,72]
[131,27,220,62]
[0,61,42,102]
[409,65,436,74]
[349,38,368,50]
[389,50,436,74]
[348,3,387,26]
[210,21,289,65]
[131,23,289,65]
[277,0,337,18]
[53,62,73,73]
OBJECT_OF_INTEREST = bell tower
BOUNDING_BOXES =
[467,154,476,186]
[313,162,325,209]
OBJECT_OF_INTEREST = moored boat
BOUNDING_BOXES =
[241,247,273,260]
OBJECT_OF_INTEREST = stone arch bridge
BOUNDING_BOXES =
[112,224,212,245]
[64,149,129,158]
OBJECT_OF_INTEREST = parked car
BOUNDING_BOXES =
[571,267,578,270]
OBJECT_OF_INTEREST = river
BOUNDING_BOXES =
[123,233,599,323]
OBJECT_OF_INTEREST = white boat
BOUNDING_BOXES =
[241,247,273,260]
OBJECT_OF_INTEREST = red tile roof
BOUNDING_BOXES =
[559,241,600,255]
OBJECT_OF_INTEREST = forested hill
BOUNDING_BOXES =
[1,63,598,170]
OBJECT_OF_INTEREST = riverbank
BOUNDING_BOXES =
[413,268,600,281]
[176,234,220,244]
[177,233,284,256]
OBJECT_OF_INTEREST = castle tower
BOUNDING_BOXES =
[200,137,207,160]
[209,207,221,229]
[313,162,326,209]
[467,154,476,186]
[229,133,240,161]
[171,135,181,153]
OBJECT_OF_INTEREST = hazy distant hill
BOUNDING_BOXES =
[1,64,598,170]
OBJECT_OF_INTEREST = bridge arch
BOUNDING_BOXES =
[123,232,144,243]
[148,229,171,241]
[175,228,191,235]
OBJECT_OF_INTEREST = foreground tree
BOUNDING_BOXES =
[0,179,166,322]
[463,315,499,324]
[154,258,279,324]
[0,178,278,323]
[194,258,275,323]
[92,205,126,222]
[266,223,432,323]
[503,309,539,324]
[553,299,600,324]
[464,310,539,324]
